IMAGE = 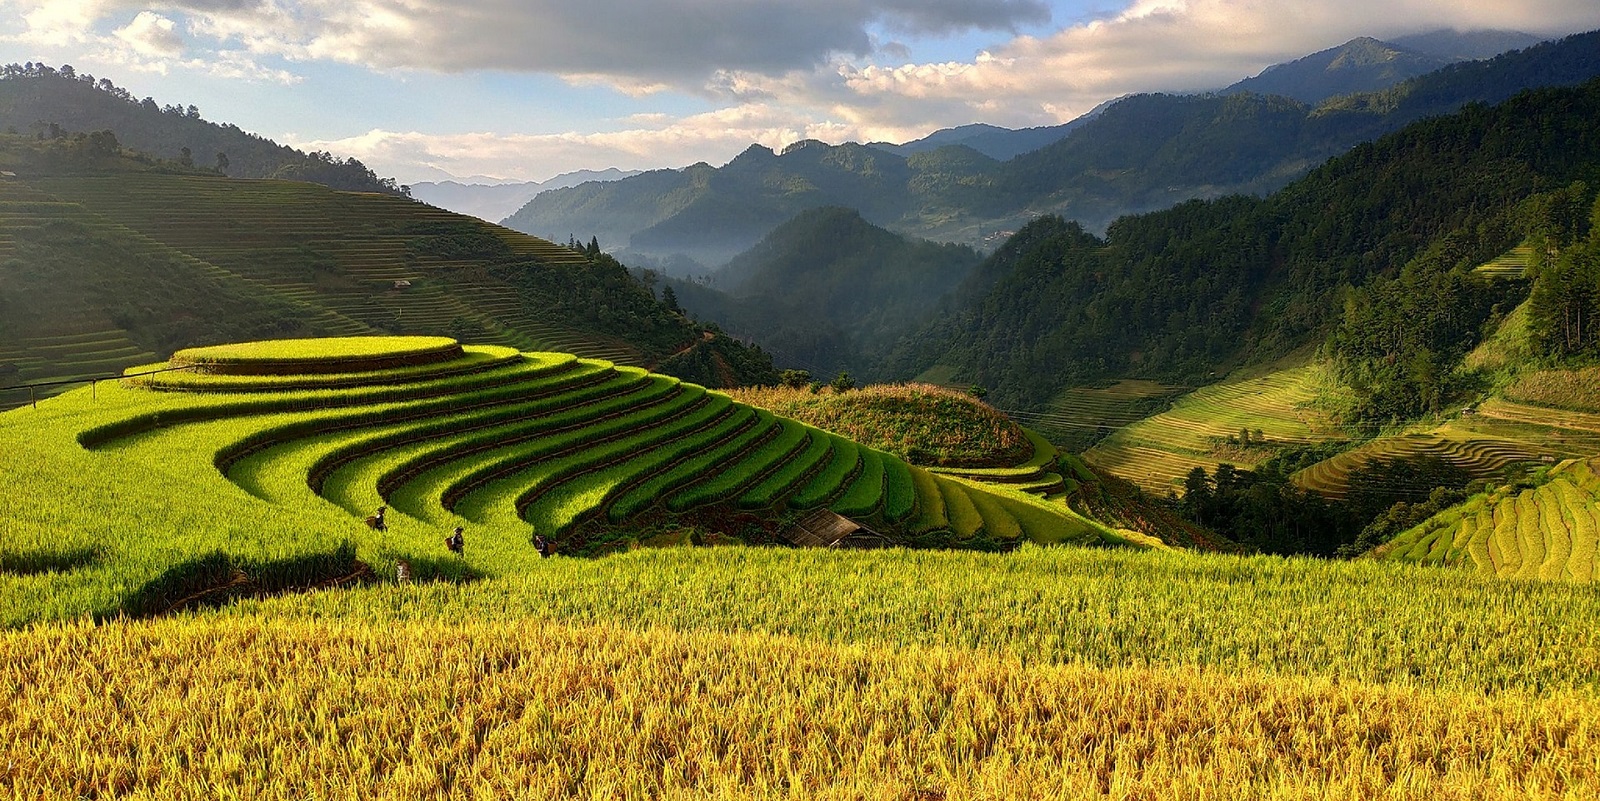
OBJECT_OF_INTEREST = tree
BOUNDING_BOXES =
[830,372,855,392]
[968,385,988,399]
[178,146,193,167]
[779,369,811,389]
[214,151,229,174]
[660,284,681,314]
[1182,467,1212,522]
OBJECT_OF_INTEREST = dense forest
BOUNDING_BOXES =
[895,78,1600,415]
[0,63,405,195]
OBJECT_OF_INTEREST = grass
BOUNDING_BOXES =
[1506,365,1600,413]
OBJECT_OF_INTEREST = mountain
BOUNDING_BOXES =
[1224,37,1452,104]
[659,207,981,378]
[409,168,641,223]
[889,77,1600,409]
[505,140,933,268]
[867,121,1087,161]
[0,132,776,403]
[0,63,404,195]
[502,30,1600,266]
[1390,29,1546,61]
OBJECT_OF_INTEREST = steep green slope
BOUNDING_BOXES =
[0,337,1119,623]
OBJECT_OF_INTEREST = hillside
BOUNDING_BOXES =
[0,64,403,194]
[0,133,776,406]
[894,77,1600,410]
[0,336,1119,621]
[1374,458,1600,581]
[504,30,1600,264]
[866,120,1087,161]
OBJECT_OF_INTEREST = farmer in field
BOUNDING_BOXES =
[446,526,464,555]
[365,505,387,532]
[535,533,551,558]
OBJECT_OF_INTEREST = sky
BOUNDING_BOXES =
[2,0,1599,185]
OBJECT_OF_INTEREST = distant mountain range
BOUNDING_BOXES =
[502,30,1593,270]
[410,168,641,223]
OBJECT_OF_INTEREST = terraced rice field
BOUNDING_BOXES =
[1377,457,1600,581]
[928,428,1067,498]
[1473,243,1533,279]
[1083,367,1342,495]
[1293,433,1548,499]
[1011,379,1183,449]
[2,336,1115,619]
[10,174,636,368]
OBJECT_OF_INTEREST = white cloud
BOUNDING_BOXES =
[722,0,1600,134]
[113,11,184,58]
[5,0,1600,183]
[285,103,901,184]
[7,0,1049,87]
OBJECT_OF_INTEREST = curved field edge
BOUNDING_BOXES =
[0,345,1122,623]
[171,335,464,375]
[3,614,1595,800]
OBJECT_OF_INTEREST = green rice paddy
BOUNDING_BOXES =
[0,336,1119,625]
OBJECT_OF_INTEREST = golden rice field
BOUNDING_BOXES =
[5,613,1597,801]
[1377,457,1600,582]
[5,543,1600,799]
[6,337,1600,799]
[1084,367,1343,495]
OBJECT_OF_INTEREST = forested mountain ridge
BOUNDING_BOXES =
[892,77,1600,411]
[1223,37,1453,104]
[0,63,405,195]
[504,30,1600,267]
[866,120,1089,161]
[661,207,981,379]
